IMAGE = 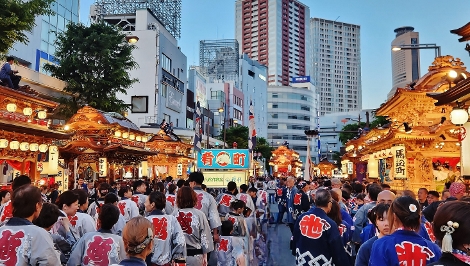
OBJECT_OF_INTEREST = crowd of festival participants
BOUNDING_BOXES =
[0,172,272,266]
[2,173,470,266]
[269,175,470,266]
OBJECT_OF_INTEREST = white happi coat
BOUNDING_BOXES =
[146,210,187,265]
[0,217,61,265]
[117,198,139,222]
[67,212,96,239]
[193,187,222,230]
[67,230,126,266]
[174,207,214,266]
[216,236,246,266]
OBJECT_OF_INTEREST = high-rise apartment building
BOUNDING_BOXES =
[9,0,80,72]
[310,18,361,115]
[388,26,420,99]
[235,0,310,86]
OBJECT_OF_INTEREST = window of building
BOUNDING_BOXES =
[161,54,172,72]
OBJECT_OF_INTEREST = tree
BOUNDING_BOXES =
[339,122,366,145]
[370,116,389,128]
[44,22,138,117]
[221,126,272,168]
[0,0,53,55]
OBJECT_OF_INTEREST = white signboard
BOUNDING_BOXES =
[48,146,59,175]
[99,158,107,177]
[177,163,183,176]
[392,146,407,179]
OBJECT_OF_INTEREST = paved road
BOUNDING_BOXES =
[267,223,296,266]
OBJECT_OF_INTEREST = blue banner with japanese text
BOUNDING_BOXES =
[197,149,250,169]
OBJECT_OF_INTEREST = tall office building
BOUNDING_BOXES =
[198,39,268,139]
[388,26,420,99]
[235,0,310,86]
[267,81,318,163]
[310,18,361,115]
[9,0,80,72]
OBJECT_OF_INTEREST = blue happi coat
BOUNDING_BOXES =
[369,230,441,266]
[293,207,349,266]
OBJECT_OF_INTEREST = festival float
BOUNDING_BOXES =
[269,145,303,178]
[343,56,466,192]
[59,106,158,184]
[0,85,70,189]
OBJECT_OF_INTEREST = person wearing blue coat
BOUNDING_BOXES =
[293,189,350,266]
[369,196,441,266]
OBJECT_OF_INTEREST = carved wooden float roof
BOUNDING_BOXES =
[450,21,470,42]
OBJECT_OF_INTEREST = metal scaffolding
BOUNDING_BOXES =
[94,0,181,39]
[199,39,240,83]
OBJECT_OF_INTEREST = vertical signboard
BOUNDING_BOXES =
[392,146,407,179]
[99,158,108,177]
[48,146,59,175]
[177,163,183,176]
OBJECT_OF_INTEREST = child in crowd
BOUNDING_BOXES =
[216,220,246,266]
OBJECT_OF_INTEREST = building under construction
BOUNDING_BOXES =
[199,39,240,83]
[93,0,182,39]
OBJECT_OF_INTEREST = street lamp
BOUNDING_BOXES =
[391,43,441,58]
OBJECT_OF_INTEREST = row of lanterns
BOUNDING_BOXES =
[0,139,49,152]
[114,130,149,142]
[6,103,47,119]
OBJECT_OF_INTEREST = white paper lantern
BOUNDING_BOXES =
[19,142,29,151]
[129,134,135,140]
[450,108,469,126]
[142,136,148,143]
[114,131,122,137]
[136,136,142,142]
[29,143,39,152]
[0,139,8,148]
[37,110,47,119]
[122,132,129,139]
[39,144,48,153]
[6,103,17,112]
[23,107,33,116]
[9,141,19,150]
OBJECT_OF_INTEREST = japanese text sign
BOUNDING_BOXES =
[197,149,249,169]
[99,158,107,177]
[392,146,407,179]
[201,172,247,188]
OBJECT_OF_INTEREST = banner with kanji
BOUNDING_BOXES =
[248,100,257,153]
[392,146,407,179]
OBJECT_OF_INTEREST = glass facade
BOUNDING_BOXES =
[39,0,79,72]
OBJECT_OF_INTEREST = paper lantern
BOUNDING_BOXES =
[29,143,39,152]
[142,136,148,143]
[6,103,17,112]
[9,141,19,150]
[136,136,142,142]
[37,110,47,119]
[450,108,469,126]
[19,142,29,151]
[39,144,48,153]
[122,132,129,139]
[0,139,8,148]
[129,134,135,140]
[23,107,33,116]
[114,131,122,137]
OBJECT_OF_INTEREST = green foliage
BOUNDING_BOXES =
[339,116,390,144]
[339,122,366,145]
[221,126,273,168]
[0,0,53,55]
[44,22,138,117]
[370,116,389,128]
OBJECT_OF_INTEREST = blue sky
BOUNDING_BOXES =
[80,0,470,109]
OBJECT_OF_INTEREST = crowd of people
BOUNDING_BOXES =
[1,173,470,265]
[0,172,271,266]
[270,175,470,265]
